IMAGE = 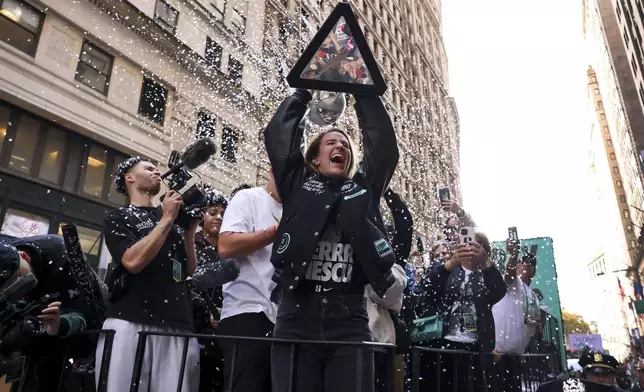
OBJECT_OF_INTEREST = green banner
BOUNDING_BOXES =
[634,300,644,315]
[492,237,565,370]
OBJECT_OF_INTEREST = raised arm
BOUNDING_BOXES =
[218,191,278,259]
[264,89,312,202]
[384,188,413,265]
[354,96,399,198]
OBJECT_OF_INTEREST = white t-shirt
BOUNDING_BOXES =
[444,268,478,344]
[492,278,540,354]
[219,187,282,324]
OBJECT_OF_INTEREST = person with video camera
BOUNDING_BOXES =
[0,233,105,392]
[264,89,399,392]
[96,157,200,392]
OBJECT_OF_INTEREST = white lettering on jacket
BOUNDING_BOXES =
[304,241,354,283]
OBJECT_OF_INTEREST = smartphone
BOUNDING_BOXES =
[459,227,475,245]
[439,188,451,202]
[416,236,425,254]
[508,227,519,241]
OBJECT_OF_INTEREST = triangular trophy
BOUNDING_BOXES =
[287,2,387,96]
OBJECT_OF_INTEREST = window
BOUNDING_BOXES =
[211,0,226,19]
[591,76,597,83]
[613,166,620,174]
[221,125,238,163]
[155,0,178,32]
[75,41,113,94]
[620,195,627,203]
[231,8,246,35]
[617,180,623,188]
[196,110,216,139]
[627,224,634,233]
[604,126,610,134]
[108,156,127,205]
[597,100,603,109]
[228,56,243,84]
[624,209,630,218]
[38,127,67,183]
[9,115,40,174]
[607,139,613,147]
[631,240,637,249]
[205,37,222,69]
[82,144,108,197]
[600,113,606,120]
[138,78,167,126]
[0,104,10,156]
[1,208,49,237]
[610,152,616,160]
[0,0,42,55]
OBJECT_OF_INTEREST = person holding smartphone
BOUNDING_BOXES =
[264,88,399,392]
[491,235,540,391]
[423,232,506,392]
[439,188,477,244]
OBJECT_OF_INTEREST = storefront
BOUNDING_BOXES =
[0,99,131,278]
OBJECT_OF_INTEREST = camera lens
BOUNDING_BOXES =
[460,228,468,235]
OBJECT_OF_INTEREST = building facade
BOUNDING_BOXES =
[0,0,460,277]
[583,0,644,358]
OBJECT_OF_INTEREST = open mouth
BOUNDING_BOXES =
[330,153,346,165]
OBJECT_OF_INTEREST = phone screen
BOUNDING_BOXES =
[439,188,450,202]
[508,227,518,241]
[416,236,425,254]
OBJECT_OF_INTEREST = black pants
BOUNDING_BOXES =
[421,339,486,392]
[198,343,225,392]
[491,354,521,392]
[271,294,374,392]
[217,312,274,392]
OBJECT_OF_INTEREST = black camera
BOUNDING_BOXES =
[0,273,49,362]
[161,138,217,229]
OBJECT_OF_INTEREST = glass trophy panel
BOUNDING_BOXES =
[300,17,374,85]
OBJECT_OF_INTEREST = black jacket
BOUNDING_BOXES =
[384,189,413,268]
[264,89,400,297]
[425,263,506,355]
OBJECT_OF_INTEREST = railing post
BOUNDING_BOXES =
[355,347,363,392]
[386,347,395,392]
[226,340,238,392]
[176,336,190,392]
[97,330,116,392]
[129,333,149,392]
[287,344,295,392]
[411,347,420,392]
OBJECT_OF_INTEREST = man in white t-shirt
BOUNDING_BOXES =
[217,171,282,392]
[492,241,540,391]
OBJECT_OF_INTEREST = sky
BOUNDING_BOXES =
[442,0,595,312]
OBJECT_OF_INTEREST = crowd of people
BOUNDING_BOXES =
[0,89,625,392]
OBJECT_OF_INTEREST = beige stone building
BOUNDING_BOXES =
[583,0,644,358]
[0,0,459,277]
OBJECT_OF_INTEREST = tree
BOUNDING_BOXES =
[562,309,593,337]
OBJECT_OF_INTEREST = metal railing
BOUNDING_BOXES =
[128,331,397,392]
[7,329,560,392]
[410,346,556,392]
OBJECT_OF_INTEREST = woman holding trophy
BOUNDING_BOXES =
[264,86,399,392]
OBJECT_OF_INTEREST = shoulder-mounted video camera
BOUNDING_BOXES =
[160,138,217,229]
